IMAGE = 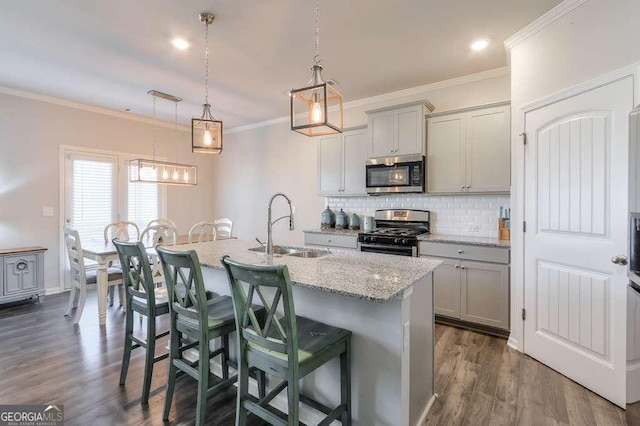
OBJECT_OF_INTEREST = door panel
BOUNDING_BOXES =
[368,111,394,158]
[426,114,465,193]
[431,257,461,318]
[318,135,343,195]
[342,129,367,195]
[466,105,511,193]
[396,106,423,156]
[524,77,633,407]
[460,260,509,330]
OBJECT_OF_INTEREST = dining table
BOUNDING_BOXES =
[81,235,234,325]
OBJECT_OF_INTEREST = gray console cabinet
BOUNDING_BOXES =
[0,247,47,305]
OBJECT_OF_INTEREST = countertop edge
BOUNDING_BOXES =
[200,261,436,304]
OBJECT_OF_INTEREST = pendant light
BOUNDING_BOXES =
[290,0,343,137]
[130,90,198,185]
[192,12,223,154]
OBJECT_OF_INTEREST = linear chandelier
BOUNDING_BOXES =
[129,90,198,185]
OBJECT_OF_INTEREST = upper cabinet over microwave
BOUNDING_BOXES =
[365,100,435,159]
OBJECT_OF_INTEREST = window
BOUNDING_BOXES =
[67,154,118,242]
[127,169,159,231]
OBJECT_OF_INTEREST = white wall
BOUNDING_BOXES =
[0,92,215,292]
[211,71,511,246]
[508,0,640,349]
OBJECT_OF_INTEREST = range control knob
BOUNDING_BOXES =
[401,238,409,245]
[363,236,370,243]
[394,238,401,244]
[370,236,377,243]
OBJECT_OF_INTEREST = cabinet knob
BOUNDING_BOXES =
[454,265,460,269]
[327,239,332,243]
[460,185,464,190]
[461,266,466,270]
[457,250,463,254]
[466,185,470,189]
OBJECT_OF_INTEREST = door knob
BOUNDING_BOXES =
[611,255,628,265]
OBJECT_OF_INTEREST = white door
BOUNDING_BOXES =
[523,76,633,407]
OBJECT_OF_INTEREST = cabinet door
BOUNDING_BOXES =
[465,105,511,193]
[318,134,343,195]
[431,256,461,319]
[395,105,425,156]
[367,110,395,158]
[460,260,509,330]
[426,113,466,193]
[4,254,38,295]
[342,129,367,195]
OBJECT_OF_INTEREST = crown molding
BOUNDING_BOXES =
[227,66,510,134]
[504,0,589,52]
[0,85,191,132]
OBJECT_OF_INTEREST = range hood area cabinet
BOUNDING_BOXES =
[317,126,368,196]
[426,102,511,194]
[365,101,435,159]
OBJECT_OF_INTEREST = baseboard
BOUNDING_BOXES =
[182,349,337,425]
[435,316,509,339]
[628,360,640,403]
[507,335,519,351]
[416,394,437,426]
[45,287,66,296]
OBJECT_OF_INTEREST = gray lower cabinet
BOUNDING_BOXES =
[420,241,510,331]
[0,247,47,305]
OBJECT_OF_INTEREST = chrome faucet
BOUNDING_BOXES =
[266,192,295,255]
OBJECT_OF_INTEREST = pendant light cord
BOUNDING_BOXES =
[204,20,209,105]
[314,0,321,65]
[152,95,157,161]
[174,102,179,163]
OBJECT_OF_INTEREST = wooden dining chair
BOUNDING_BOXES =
[147,218,177,229]
[188,221,217,243]
[63,226,124,324]
[104,221,140,242]
[156,246,266,426]
[113,239,170,405]
[213,218,233,239]
[141,225,177,287]
[221,255,352,426]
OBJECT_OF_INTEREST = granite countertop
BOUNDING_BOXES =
[418,234,510,248]
[303,228,361,235]
[172,239,441,303]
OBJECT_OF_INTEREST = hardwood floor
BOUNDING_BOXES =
[0,292,628,425]
[425,324,627,426]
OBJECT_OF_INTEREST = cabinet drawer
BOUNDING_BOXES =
[4,254,38,294]
[419,241,509,264]
[304,233,358,249]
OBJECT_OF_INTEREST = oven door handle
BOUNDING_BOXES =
[359,243,417,256]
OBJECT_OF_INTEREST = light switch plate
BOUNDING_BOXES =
[42,206,54,217]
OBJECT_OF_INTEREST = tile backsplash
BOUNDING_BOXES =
[327,194,510,238]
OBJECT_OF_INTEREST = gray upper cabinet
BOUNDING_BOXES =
[427,102,511,194]
[366,101,434,159]
[318,127,367,196]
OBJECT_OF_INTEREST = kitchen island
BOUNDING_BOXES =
[173,238,441,426]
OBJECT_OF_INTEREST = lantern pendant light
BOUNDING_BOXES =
[192,12,223,154]
[290,0,343,137]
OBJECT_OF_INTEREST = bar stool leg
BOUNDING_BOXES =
[341,338,352,426]
[287,374,300,425]
[236,351,249,426]
[141,315,156,404]
[119,302,134,385]
[163,328,179,421]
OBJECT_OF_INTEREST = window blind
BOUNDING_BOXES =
[70,159,115,242]
[128,167,159,231]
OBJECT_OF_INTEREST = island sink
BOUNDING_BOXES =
[248,245,330,258]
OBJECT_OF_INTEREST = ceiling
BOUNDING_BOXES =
[0,0,561,129]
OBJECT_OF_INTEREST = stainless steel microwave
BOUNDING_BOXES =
[365,154,425,195]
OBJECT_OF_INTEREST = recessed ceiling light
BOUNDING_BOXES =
[470,39,490,51]
[171,38,190,50]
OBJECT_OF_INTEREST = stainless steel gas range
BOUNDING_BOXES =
[358,209,430,257]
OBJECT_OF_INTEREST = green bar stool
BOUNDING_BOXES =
[113,239,170,405]
[156,246,265,426]
[221,255,352,426]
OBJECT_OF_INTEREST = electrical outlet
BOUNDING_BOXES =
[468,224,479,232]
[42,206,54,217]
